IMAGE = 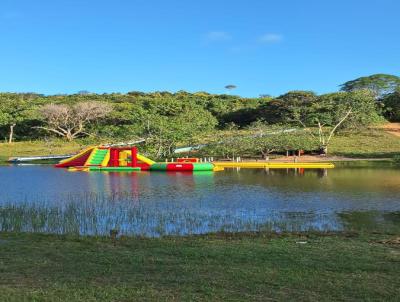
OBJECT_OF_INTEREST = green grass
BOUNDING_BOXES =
[0,140,82,163]
[0,231,399,301]
[200,128,400,159]
[330,129,400,158]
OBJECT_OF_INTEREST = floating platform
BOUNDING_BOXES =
[212,162,335,169]
[56,145,335,173]
[150,162,215,172]
[68,166,142,172]
[9,154,72,163]
[88,166,142,172]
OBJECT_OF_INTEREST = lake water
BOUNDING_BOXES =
[0,164,399,236]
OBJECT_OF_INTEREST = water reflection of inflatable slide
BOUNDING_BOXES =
[84,167,215,202]
[55,146,334,172]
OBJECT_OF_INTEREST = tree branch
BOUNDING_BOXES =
[326,109,353,144]
[297,119,317,139]
[33,126,66,137]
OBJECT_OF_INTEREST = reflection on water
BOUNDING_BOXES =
[0,165,399,236]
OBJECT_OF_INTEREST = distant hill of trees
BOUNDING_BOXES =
[0,73,399,157]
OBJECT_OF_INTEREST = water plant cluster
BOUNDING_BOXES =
[0,191,346,237]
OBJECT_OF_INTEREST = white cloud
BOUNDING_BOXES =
[205,31,232,42]
[259,33,283,44]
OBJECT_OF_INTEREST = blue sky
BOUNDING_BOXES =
[0,0,399,97]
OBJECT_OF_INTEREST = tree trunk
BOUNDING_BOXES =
[66,131,73,141]
[8,124,16,144]
[320,145,328,155]
[261,150,270,160]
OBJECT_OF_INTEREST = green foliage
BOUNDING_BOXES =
[259,91,318,124]
[244,123,318,156]
[259,90,380,129]
[393,154,400,165]
[340,73,400,97]
[316,90,382,128]
[201,122,319,158]
[0,79,388,155]
[382,87,400,121]
[261,90,383,153]
[0,93,43,142]
[142,108,217,157]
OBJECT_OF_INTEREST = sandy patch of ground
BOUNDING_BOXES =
[380,123,400,137]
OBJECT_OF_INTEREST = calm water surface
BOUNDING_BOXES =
[0,164,399,236]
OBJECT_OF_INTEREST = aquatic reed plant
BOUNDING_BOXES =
[1,191,396,237]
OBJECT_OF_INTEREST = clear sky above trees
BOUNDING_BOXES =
[0,0,399,97]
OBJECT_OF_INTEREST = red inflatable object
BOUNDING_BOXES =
[177,158,199,163]
[166,163,194,171]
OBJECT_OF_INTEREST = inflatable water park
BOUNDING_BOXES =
[55,146,217,172]
[54,146,335,172]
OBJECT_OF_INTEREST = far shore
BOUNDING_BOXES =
[1,126,399,165]
[1,154,396,165]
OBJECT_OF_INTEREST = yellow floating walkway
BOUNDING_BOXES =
[212,162,334,169]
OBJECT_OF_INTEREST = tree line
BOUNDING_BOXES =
[0,73,399,158]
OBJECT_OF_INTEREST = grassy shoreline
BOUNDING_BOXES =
[1,129,399,164]
[0,140,82,163]
[0,231,399,301]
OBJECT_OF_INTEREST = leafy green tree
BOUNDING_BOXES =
[293,90,381,154]
[0,88,386,149]
[382,87,400,121]
[245,122,318,158]
[142,108,217,158]
[260,91,318,124]
[100,102,147,135]
[200,133,245,159]
[0,93,39,143]
[340,74,400,98]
